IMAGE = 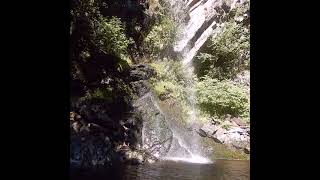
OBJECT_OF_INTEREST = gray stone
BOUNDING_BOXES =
[158,92,171,101]
[197,129,207,137]
[134,93,173,157]
[130,80,151,97]
[230,117,246,127]
[213,128,227,143]
[129,64,155,81]
[71,121,82,132]
[200,123,218,137]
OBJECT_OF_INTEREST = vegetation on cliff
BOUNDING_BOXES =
[148,2,250,123]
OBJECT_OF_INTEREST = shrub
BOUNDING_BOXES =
[91,87,113,102]
[153,81,175,96]
[195,21,249,80]
[150,60,187,100]
[95,16,134,60]
[143,16,176,58]
[196,76,249,120]
[80,87,113,103]
[150,59,185,83]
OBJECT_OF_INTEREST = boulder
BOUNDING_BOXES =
[201,119,250,152]
[130,80,151,97]
[158,92,171,101]
[197,129,207,137]
[129,64,155,81]
[230,117,246,127]
[70,127,113,169]
[71,121,82,133]
[200,122,218,137]
[212,128,227,143]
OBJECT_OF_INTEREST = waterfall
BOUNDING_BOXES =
[139,0,247,164]
[159,0,222,164]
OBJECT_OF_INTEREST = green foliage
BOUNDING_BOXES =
[150,60,187,100]
[153,80,185,99]
[143,16,176,58]
[70,0,142,83]
[153,81,173,95]
[222,124,231,130]
[228,0,250,24]
[150,60,198,124]
[201,138,249,160]
[150,59,185,82]
[195,21,249,80]
[82,87,113,103]
[95,16,134,59]
[196,76,249,119]
[193,4,250,122]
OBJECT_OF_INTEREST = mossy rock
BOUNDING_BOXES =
[201,137,249,160]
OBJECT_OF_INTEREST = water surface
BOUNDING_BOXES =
[70,160,250,180]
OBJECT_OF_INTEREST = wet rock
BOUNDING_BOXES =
[221,1,231,13]
[200,119,250,152]
[158,92,171,101]
[130,80,150,97]
[71,121,82,133]
[200,123,218,137]
[213,128,227,143]
[146,158,156,164]
[225,114,232,121]
[197,129,207,137]
[134,93,173,157]
[70,110,138,170]
[212,137,223,144]
[88,123,107,133]
[129,158,141,165]
[211,117,221,125]
[80,125,90,133]
[75,114,82,120]
[129,64,155,81]
[96,112,112,122]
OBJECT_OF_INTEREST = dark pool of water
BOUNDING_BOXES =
[70,160,250,180]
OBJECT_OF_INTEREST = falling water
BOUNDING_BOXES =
[140,0,244,164]
[160,0,224,164]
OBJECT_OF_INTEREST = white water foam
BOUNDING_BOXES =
[162,155,213,164]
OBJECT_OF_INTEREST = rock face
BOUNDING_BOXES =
[129,64,155,81]
[133,93,173,159]
[172,0,250,64]
[129,64,175,159]
[130,80,151,97]
[200,117,250,154]
[129,64,155,98]
[70,117,114,168]
[70,64,157,169]
[70,109,151,168]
